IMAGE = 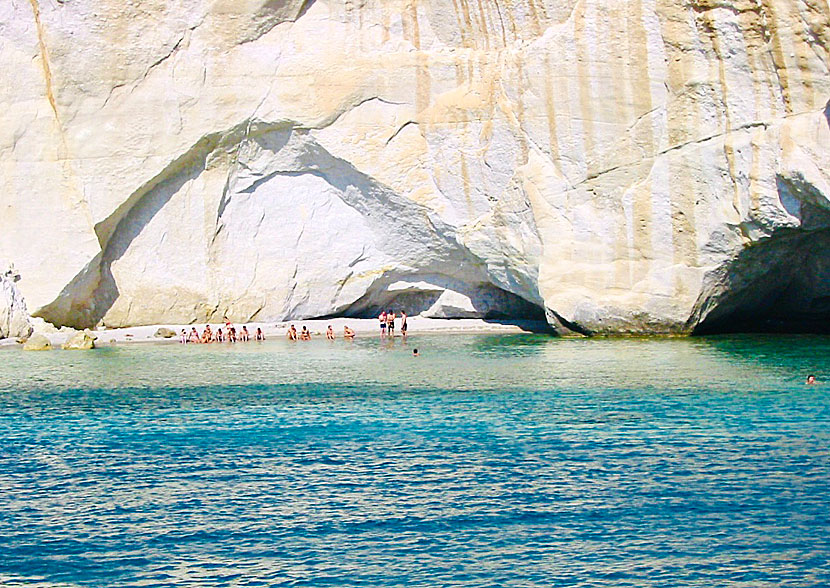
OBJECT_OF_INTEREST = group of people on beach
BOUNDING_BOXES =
[379,310,407,337]
[286,324,356,341]
[178,310,411,345]
[181,323,265,344]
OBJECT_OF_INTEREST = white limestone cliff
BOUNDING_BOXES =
[0,0,828,334]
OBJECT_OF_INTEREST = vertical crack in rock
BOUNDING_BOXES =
[27,0,58,121]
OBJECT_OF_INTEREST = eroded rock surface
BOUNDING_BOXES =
[1,1,828,333]
[0,268,33,340]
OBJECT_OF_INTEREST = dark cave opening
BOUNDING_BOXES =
[692,227,830,335]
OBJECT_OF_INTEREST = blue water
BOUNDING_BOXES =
[0,334,828,587]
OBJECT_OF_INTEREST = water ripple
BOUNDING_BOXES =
[0,334,829,586]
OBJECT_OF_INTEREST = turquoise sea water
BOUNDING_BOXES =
[0,333,828,587]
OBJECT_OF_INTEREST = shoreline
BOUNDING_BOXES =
[0,317,552,348]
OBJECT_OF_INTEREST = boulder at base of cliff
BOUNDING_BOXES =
[23,333,52,351]
[154,327,177,339]
[62,330,97,350]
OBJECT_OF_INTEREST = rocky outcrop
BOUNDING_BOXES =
[154,327,177,339]
[23,333,52,351]
[0,267,33,340]
[0,1,828,334]
[61,330,96,350]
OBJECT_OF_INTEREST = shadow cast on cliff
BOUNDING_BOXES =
[38,136,221,328]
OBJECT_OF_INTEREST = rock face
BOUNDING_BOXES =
[0,1,828,334]
[0,268,33,340]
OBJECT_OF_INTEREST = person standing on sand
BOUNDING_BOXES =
[344,325,355,339]
[400,311,408,338]
[387,310,395,336]
[379,310,387,337]
[326,325,335,340]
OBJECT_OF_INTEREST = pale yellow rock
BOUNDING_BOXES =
[61,330,97,350]
[0,0,827,334]
[23,333,52,351]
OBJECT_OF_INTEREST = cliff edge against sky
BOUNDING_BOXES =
[1,0,828,335]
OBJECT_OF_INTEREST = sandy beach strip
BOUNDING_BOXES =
[1,317,551,347]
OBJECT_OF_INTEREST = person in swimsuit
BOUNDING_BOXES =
[400,311,408,337]
[287,325,298,341]
[241,326,250,342]
[343,325,355,340]
[807,374,817,385]
[180,329,187,344]
[300,326,311,341]
[387,310,395,335]
[255,327,265,341]
[200,325,212,343]
[412,348,419,357]
[189,327,200,343]
[379,311,387,337]
[215,328,224,342]
[326,325,335,340]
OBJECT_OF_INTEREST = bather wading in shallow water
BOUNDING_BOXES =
[300,326,311,341]
[343,325,355,340]
[326,325,335,340]
[379,310,387,337]
[287,325,298,341]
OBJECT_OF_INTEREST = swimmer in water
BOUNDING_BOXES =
[300,326,311,341]
[412,348,419,357]
[255,327,265,341]
[807,374,817,385]
[241,326,250,342]
[326,325,335,340]
[343,325,355,340]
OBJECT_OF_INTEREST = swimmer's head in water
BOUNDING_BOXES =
[807,374,817,384]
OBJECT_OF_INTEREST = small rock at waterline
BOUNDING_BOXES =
[154,327,177,339]
[62,330,96,350]
[23,333,52,351]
